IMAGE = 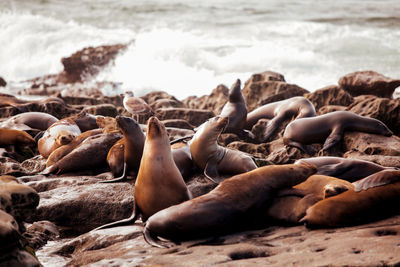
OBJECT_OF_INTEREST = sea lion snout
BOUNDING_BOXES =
[147,116,165,138]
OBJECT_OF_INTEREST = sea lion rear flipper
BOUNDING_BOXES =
[143,224,172,248]
[92,203,140,231]
[204,161,220,184]
[100,163,128,183]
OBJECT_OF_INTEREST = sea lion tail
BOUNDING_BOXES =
[143,225,170,248]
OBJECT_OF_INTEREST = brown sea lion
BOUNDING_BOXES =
[283,111,393,154]
[0,112,58,131]
[219,79,253,139]
[189,116,257,182]
[106,138,125,177]
[0,129,35,147]
[267,174,354,224]
[67,111,98,132]
[295,156,393,182]
[46,128,103,167]
[94,116,191,230]
[246,96,316,142]
[143,163,316,247]
[101,116,145,183]
[38,118,81,158]
[301,170,400,228]
[44,132,122,174]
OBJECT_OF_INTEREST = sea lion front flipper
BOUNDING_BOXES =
[92,202,141,231]
[263,115,284,142]
[317,162,348,177]
[100,162,128,183]
[204,160,220,184]
[322,129,343,151]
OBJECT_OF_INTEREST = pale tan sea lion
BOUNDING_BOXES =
[189,116,257,182]
[245,96,316,142]
[295,156,393,182]
[352,169,400,192]
[94,116,191,230]
[283,111,393,154]
[143,163,316,247]
[0,112,58,131]
[0,129,35,147]
[38,118,81,158]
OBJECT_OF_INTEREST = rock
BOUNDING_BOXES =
[0,156,26,176]
[23,221,59,250]
[156,108,214,127]
[218,133,242,147]
[227,141,269,159]
[318,105,347,115]
[81,104,118,117]
[338,70,400,98]
[162,119,194,130]
[0,77,6,87]
[182,84,229,114]
[21,176,101,193]
[150,98,184,111]
[242,71,309,111]
[59,91,123,107]
[59,44,127,83]
[166,127,194,141]
[346,95,400,136]
[305,85,353,110]
[343,132,400,157]
[0,248,41,267]
[344,150,400,168]
[20,155,47,175]
[141,91,180,105]
[266,139,310,164]
[29,183,133,227]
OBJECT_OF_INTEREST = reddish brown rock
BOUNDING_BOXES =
[182,84,229,114]
[338,70,400,98]
[305,85,353,110]
[82,104,118,117]
[162,119,194,130]
[318,105,347,115]
[150,98,184,111]
[141,91,180,105]
[156,108,214,127]
[227,141,269,158]
[218,133,242,147]
[343,132,400,157]
[344,150,400,168]
[347,95,400,135]
[23,221,59,250]
[242,71,309,111]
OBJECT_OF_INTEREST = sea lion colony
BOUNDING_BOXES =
[0,76,400,262]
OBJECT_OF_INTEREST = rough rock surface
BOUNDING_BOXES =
[339,70,400,98]
[305,85,354,110]
[183,84,229,114]
[344,150,400,168]
[156,108,215,127]
[242,71,309,111]
[347,95,400,136]
[343,132,400,157]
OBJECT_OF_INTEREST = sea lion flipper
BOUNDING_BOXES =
[204,161,220,184]
[143,225,172,248]
[100,163,128,183]
[276,188,307,198]
[322,130,343,151]
[263,116,284,142]
[285,141,317,155]
[92,203,140,231]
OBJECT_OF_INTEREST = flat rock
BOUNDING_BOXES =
[339,70,400,98]
[343,132,400,156]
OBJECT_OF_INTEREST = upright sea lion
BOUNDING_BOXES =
[94,116,191,230]
[143,163,316,247]
[301,171,400,228]
[190,116,257,182]
[0,129,35,147]
[283,111,393,154]
[295,156,393,182]
[245,96,316,142]
[101,116,145,183]
[219,79,253,139]
[267,174,354,224]
[46,128,103,167]
[38,118,81,158]
[0,112,58,131]
[44,132,122,174]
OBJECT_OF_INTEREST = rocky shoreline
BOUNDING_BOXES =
[1,44,400,266]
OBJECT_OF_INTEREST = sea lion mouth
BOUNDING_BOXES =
[147,116,164,138]
[217,116,229,131]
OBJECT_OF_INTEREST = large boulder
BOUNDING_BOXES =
[343,132,400,157]
[305,85,353,110]
[156,108,214,127]
[346,95,400,136]
[338,71,400,98]
[344,150,400,168]
[183,84,229,114]
[242,71,309,111]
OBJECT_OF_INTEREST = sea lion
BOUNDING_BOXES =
[219,79,253,139]
[106,138,125,177]
[38,118,81,158]
[0,175,18,184]
[94,116,191,230]
[295,156,393,182]
[189,116,257,182]
[0,129,35,147]
[143,163,317,247]
[0,209,21,252]
[246,96,316,141]
[352,169,400,192]
[301,171,400,228]
[44,132,122,174]
[67,111,98,132]
[0,112,58,131]
[283,111,393,154]
[171,139,196,179]
[267,174,354,224]
[101,116,145,183]
[46,128,103,167]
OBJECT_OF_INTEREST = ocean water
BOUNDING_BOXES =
[1,0,399,99]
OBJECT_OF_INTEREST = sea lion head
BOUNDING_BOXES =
[56,130,75,145]
[116,115,142,135]
[323,183,351,198]
[228,79,243,102]
[146,116,168,141]
[16,131,36,146]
